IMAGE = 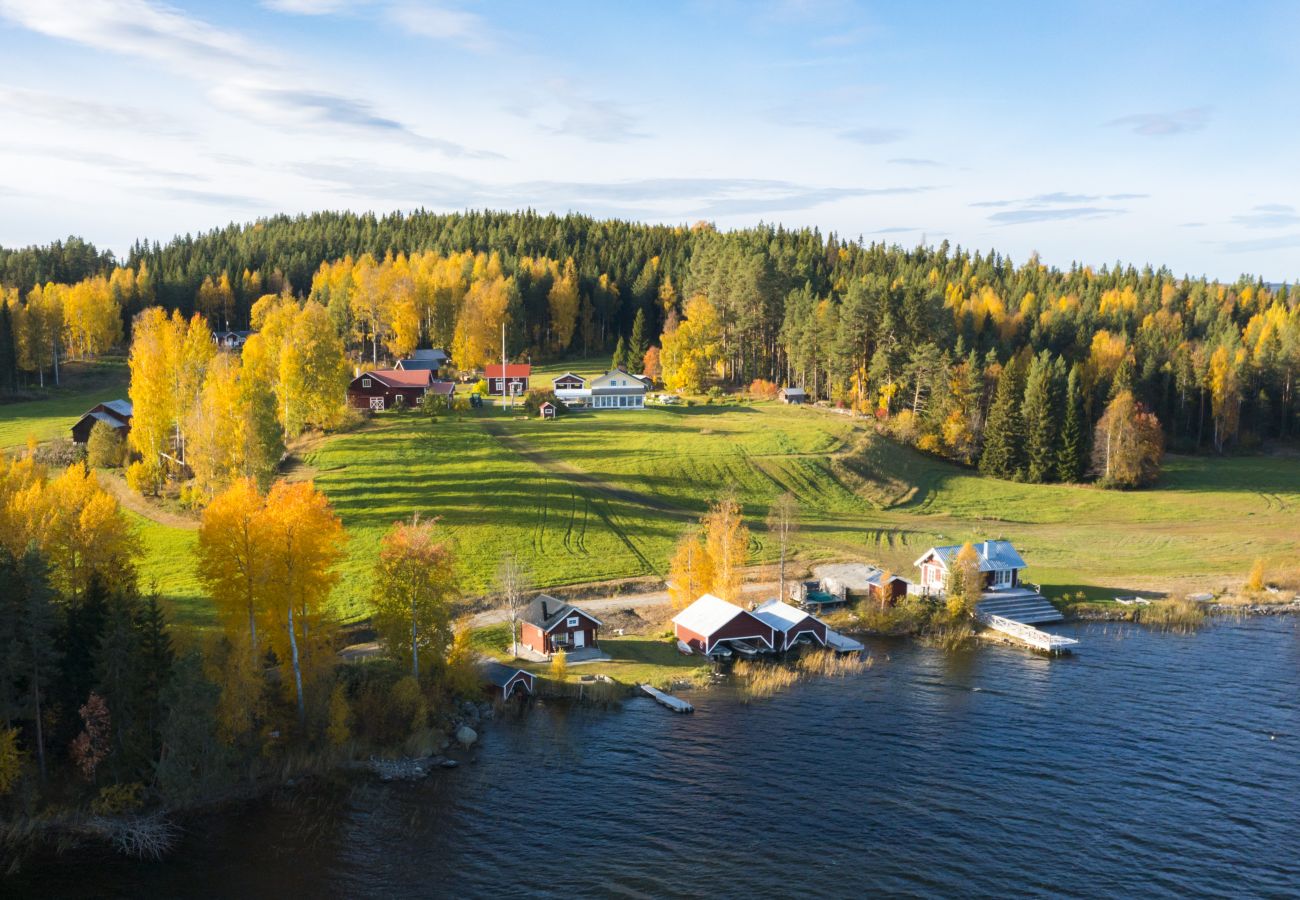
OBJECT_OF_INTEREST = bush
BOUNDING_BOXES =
[126,460,160,495]
[748,379,779,399]
[91,782,145,815]
[522,389,567,417]
[469,379,489,396]
[33,438,85,469]
[86,421,126,468]
[327,682,352,746]
[707,386,724,400]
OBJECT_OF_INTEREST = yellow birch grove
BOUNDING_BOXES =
[660,295,722,393]
[667,494,750,606]
[547,258,580,352]
[372,516,459,678]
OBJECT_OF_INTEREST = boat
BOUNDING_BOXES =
[676,639,694,655]
[707,645,733,660]
[728,640,759,659]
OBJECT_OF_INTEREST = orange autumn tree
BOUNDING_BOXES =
[667,494,750,607]
[372,515,459,679]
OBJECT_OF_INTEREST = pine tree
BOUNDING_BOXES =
[1022,351,1062,483]
[979,354,1028,479]
[629,309,648,371]
[15,548,59,781]
[0,303,17,395]
[1057,363,1088,482]
[611,335,627,370]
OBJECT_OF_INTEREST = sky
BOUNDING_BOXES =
[1,0,1298,280]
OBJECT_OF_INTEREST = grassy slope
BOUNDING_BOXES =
[0,357,130,448]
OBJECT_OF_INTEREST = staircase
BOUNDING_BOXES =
[975,587,1063,625]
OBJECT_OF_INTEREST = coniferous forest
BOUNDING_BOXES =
[2,209,1297,484]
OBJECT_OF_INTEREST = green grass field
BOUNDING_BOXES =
[0,357,130,449]
[5,382,1298,628]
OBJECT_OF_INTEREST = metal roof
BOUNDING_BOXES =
[914,540,1027,572]
[521,594,602,631]
[478,661,532,688]
[671,593,747,636]
[751,599,817,633]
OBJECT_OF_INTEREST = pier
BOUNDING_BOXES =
[639,684,694,713]
[977,612,1079,654]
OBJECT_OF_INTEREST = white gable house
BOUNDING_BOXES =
[589,368,646,409]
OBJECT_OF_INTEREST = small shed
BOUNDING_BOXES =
[814,563,911,606]
[71,399,133,444]
[539,401,556,419]
[752,599,828,651]
[479,661,535,700]
[520,595,601,656]
[779,387,807,404]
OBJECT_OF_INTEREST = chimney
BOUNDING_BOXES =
[982,540,990,559]
[541,599,549,620]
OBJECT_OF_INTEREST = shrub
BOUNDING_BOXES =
[549,649,568,683]
[523,389,567,417]
[1245,558,1265,592]
[91,782,145,815]
[0,726,22,796]
[707,386,724,400]
[748,379,779,399]
[126,460,160,495]
[326,682,352,746]
[33,438,85,469]
[178,482,207,510]
[86,421,126,468]
[469,379,489,396]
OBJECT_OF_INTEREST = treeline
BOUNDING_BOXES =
[3,210,1298,463]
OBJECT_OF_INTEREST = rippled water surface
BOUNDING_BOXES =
[17,617,1300,898]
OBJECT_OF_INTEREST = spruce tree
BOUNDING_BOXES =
[611,335,626,370]
[1022,351,1062,483]
[0,303,16,395]
[629,308,648,371]
[979,354,1027,479]
[1057,362,1088,482]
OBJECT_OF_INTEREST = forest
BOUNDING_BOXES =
[0,209,1296,485]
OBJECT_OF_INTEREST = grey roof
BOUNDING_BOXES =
[79,410,127,429]
[917,540,1027,572]
[521,594,602,631]
[396,358,439,371]
[410,348,449,362]
[813,563,907,591]
[101,399,133,419]
[780,386,807,396]
[479,661,532,689]
[426,381,456,395]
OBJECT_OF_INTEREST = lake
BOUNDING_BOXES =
[13,616,1300,898]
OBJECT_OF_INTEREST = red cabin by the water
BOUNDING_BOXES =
[520,594,600,657]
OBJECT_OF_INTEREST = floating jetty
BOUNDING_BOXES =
[825,629,865,653]
[977,612,1079,654]
[639,684,694,713]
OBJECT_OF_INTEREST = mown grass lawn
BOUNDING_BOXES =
[0,357,130,448]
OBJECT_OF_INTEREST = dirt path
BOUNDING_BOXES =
[469,579,781,627]
[478,420,696,521]
[100,470,200,531]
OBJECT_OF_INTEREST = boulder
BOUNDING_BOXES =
[455,724,478,747]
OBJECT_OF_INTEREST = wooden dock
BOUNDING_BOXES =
[639,684,694,713]
[977,612,1079,654]
[825,629,865,653]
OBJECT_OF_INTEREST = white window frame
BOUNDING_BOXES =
[362,378,372,388]
[566,616,580,627]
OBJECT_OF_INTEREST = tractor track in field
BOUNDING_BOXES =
[479,420,697,523]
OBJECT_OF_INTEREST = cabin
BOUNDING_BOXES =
[346,369,441,410]
[213,330,254,351]
[779,386,807,404]
[485,363,531,396]
[71,399,133,444]
[539,401,557,419]
[551,372,589,404]
[751,599,828,651]
[520,594,601,657]
[672,594,776,656]
[396,348,450,375]
[913,540,1027,596]
[479,661,535,700]
[589,367,646,410]
[812,563,911,606]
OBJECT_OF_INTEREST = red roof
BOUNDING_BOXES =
[484,364,532,378]
[360,369,434,388]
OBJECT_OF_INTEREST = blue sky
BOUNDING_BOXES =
[1,0,1298,280]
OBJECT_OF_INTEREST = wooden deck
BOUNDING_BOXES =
[977,613,1079,654]
[639,684,694,713]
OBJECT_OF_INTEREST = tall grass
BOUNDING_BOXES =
[1137,597,1207,632]
[733,649,872,700]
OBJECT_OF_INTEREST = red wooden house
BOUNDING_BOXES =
[485,363,531,396]
[347,369,444,410]
[71,399,133,444]
[519,594,601,656]
[479,661,534,700]
[672,594,776,655]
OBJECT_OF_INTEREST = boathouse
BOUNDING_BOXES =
[672,594,776,655]
[479,661,534,700]
[751,599,828,651]
[520,594,601,657]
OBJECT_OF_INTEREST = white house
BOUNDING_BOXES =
[589,368,646,409]
[913,540,1028,595]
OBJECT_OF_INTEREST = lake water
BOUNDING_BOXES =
[14,616,1300,898]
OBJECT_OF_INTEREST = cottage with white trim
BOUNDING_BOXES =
[519,594,601,657]
[913,540,1027,595]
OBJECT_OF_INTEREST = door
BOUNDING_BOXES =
[573,630,585,649]
[370,396,385,411]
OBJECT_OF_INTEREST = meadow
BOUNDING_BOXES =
[4,375,1298,629]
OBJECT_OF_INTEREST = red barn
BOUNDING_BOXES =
[520,594,600,656]
[347,369,440,410]
[479,661,534,700]
[484,363,531,396]
[71,399,133,444]
[672,594,776,655]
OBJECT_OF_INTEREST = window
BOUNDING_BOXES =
[992,569,1012,587]
[567,617,579,627]
[361,378,371,387]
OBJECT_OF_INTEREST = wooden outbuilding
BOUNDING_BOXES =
[71,399,133,444]
[520,594,601,656]
[672,593,776,655]
[479,661,535,700]
[539,401,557,419]
[779,387,807,404]
[751,599,828,651]
[396,348,449,375]
[347,369,443,411]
